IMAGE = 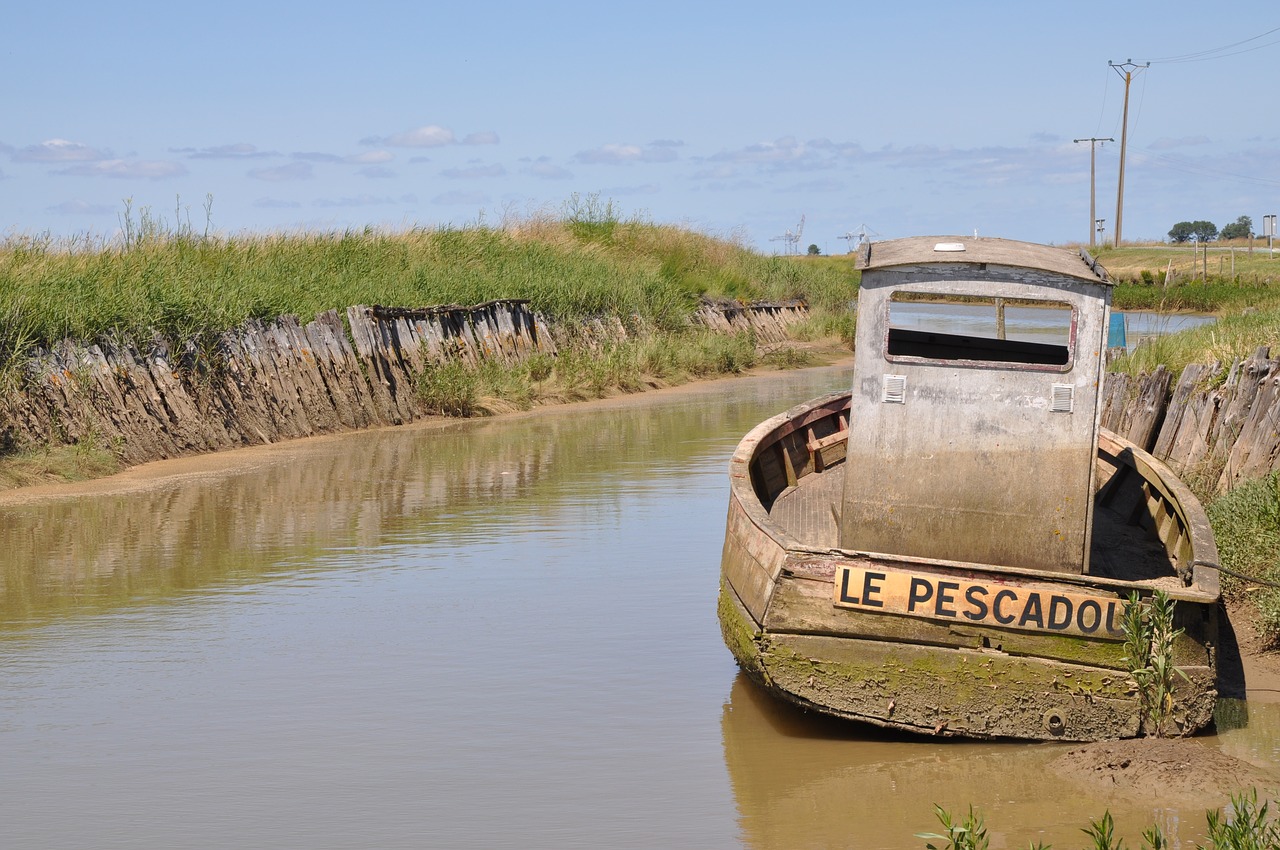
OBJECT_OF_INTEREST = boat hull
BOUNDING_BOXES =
[718,392,1221,741]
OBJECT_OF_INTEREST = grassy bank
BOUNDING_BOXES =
[0,202,858,369]
[0,203,859,481]
[1092,245,1280,378]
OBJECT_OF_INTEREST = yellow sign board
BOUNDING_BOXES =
[833,565,1126,640]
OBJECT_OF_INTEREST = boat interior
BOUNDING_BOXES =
[752,396,1203,592]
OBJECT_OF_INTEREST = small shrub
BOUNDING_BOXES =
[761,345,816,370]
[1202,789,1280,849]
[1082,811,1124,849]
[1120,590,1188,737]
[1208,472,1280,645]
[416,360,478,417]
[917,804,989,850]
[524,353,555,383]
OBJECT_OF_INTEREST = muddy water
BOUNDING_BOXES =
[0,368,1276,849]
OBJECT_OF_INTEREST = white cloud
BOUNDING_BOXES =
[177,143,276,159]
[313,193,417,208]
[55,159,187,179]
[249,162,314,182]
[691,165,738,180]
[384,125,456,147]
[575,142,679,164]
[709,137,812,165]
[441,163,506,179]
[432,190,488,205]
[349,150,394,164]
[777,178,846,194]
[599,183,660,196]
[14,139,107,163]
[700,178,762,192]
[1147,136,1212,151]
[47,199,116,214]
[293,152,345,163]
[523,158,573,179]
[254,198,303,209]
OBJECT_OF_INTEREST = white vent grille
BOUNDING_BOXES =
[1051,383,1075,413]
[883,375,906,404]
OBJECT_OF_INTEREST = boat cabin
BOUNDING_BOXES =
[839,237,1112,574]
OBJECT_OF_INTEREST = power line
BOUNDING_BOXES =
[1130,149,1280,188]
[1147,24,1280,63]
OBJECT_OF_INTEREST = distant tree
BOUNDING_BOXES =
[1192,220,1219,241]
[807,244,821,255]
[1220,215,1253,240]
[1168,220,1218,243]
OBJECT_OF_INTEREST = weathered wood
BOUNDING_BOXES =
[0,299,803,467]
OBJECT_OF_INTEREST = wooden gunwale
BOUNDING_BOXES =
[726,392,1220,607]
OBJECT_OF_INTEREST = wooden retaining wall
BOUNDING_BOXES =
[0,299,810,466]
[694,298,809,345]
[1101,347,1280,491]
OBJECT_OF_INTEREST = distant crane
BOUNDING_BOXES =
[770,214,806,255]
[838,224,879,252]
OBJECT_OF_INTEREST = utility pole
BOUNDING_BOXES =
[1110,59,1149,247]
[1073,137,1113,248]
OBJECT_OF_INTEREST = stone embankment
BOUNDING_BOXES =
[0,298,809,466]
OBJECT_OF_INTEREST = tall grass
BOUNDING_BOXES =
[0,202,859,361]
[1108,303,1280,378]
[1208,472,1280,645]
[414,329,761,417]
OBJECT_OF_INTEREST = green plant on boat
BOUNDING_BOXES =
[1120,589,1188,737]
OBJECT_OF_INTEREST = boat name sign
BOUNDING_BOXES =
[833,565,1126,640]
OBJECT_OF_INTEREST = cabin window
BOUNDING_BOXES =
[885,293,1075,368]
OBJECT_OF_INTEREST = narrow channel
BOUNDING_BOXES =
[0,366,1273,849]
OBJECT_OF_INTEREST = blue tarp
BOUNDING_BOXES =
[1107,312,1127,350]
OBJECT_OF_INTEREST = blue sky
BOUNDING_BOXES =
[4,2,1279,253]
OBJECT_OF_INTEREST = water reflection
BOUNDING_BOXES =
[889,301,1073,345]
[0,365,1275,850]
[0,378,838,628]
[888,302,1217,352]
[724,674,1280,849]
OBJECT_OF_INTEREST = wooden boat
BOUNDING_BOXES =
[718,236,1220,741]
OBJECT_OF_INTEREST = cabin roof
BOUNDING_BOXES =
[856,236,1111,286]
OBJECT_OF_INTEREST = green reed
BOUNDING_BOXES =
[925,791,1278,850]
[1208,472,1280,646]
[1108,302,1280,379]
[1119,590,1188,737]
[0,207,859,361]
[414,329,762,417]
